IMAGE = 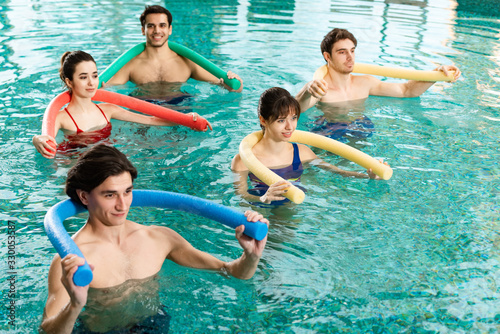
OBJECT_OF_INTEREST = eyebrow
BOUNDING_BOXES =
[335,47,355,52]
[77,71,98,76]
[100,186,134,195]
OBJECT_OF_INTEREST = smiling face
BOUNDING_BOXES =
[142,13,172,47]
[77,172,134,227]
[261,109,298,142]
[323,38,356,74]
[65,60,98,98]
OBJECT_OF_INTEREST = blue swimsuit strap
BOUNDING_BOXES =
[292,143,301,170]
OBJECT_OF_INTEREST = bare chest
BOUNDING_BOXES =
[83,241,166,288]
[130,58,191,84]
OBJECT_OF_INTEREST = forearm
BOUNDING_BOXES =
[295,83,318,112]
[403,80,435,97]
[41,303,82,334]
[315,160,368,179]
[224,252,260,280]
[149,116,176,127]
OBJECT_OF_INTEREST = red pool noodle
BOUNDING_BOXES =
[42,90,208,138]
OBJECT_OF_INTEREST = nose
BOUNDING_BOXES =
[115,194,126,211]
[285,119,292,129]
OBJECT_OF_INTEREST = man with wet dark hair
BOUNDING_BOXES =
[296,28,461,110]
[105,5,243,92]
[41,144,268,333]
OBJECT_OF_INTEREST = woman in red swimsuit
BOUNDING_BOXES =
[231,87,387,204]
[33,51,210,158]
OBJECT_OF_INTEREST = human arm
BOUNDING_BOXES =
[224,210,269,279]
[189,60,244,92]
[295,79,328,112]
[33,134,57,159]
[165,211,268,279]
[33,112,63,159]
[101,63,133,87]
[104,103,212,131]
[41,255,92,334]
[311,158,389,179]
[369,64,461,98]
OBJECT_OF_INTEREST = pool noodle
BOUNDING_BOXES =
[44,189,269,286]
[313,64,455,81]
[239,130,393,204]
[41,89,208,139]
[98,41,241,91]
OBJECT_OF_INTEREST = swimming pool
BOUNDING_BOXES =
[1,0,499,332]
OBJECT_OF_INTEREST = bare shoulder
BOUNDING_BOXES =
[231,154,248,172]
[352,74,380,87]
[297,143,317,162]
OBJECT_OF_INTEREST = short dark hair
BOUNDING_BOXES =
[65,144,138,206]
[258,87,301,132]
[140,5,172,27]
[320,28,357,58]
[59,51,96,91]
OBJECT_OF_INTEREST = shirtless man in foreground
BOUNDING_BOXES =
[296,28,461,111]
[105,5,243,92]
[40,144,268,333]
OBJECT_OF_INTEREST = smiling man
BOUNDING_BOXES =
[104,5,243,92]
[296,28,461,111]
[40,144,268,333]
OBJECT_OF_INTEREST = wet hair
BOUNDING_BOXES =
[258,87,301,132]
[65,144,138,207]
[140,5,172,27]
[59,51,96,91]
[320,28,357,60]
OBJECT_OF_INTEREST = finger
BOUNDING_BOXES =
[235,224,245,238]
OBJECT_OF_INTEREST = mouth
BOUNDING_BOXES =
[282,132,293,138]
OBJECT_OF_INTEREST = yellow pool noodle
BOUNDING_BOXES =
[239,130,393,204]
[313,64,455,81]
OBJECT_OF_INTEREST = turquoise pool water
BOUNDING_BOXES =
[1,0,499,332]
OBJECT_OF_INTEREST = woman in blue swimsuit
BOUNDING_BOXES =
[33,51,210,158]
[232,87,386,204]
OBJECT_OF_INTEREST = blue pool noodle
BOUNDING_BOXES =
[44,190,268,287]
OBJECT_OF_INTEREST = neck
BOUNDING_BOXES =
[68,94,95,112]
[326,66,352,90]
[255,133,290,155]
[144,42,174,58]
[84,218,128,245]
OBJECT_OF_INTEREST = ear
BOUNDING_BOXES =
[76,189,90,206]
[322,51,331,63]
[142,26,145,36]
[258,115,267,128]
[65,77,73,90]
[168,25,172,36]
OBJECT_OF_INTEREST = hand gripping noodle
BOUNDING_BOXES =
[98,41,241,91]
[239,130,393,204]
[44,189,269,286]
[313,64,455,81]
[41,89,209,139]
